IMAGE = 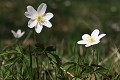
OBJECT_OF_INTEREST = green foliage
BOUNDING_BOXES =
[0,41,120,79]
[0,0,120,80]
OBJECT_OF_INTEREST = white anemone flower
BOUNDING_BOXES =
[25,3,54,33]
[77,29,106,47]
[11,29,25,38]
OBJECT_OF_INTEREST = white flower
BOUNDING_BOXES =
[77,29,106,47]
[11,29,25,38]
[25,3,54,33]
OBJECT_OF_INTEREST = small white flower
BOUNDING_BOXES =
[11,29,25,38]
[25,3,54,33]
[77,29,106,47]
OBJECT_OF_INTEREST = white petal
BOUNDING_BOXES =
[25,6,37,19]
[91,29,99,38]
[27,6,37,14]
[82,34,90,40]
[85,41,100,47]
[77,40,87,44]
[16,35,20,38]
[28,20,37,28]
[24,12,36,19]
[24,12,31,18]
[37,3,47,15]
[44,13,54,20]
[20,31,25,37]
[17,29,21,35]
[98,34,106,40]
[92,41,100,45]
[43,21,52,28]
[11,30,17,38]
[18,31,25,38]
[85,44,92,47]
[35,23,43,33]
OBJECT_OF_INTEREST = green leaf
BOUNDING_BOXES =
[35,43,44,51]
[0,50,19,56]
[91,64,107,76]
[91,64,105,68]
[72,77,82,80]
[5,57,19,66]
[82,66,93,78]
[47,53,62,67]
[63,62,75,66]
[95,67,107,73]
[63,62,75,71]
[45,46,56,52]
[43,71,47,80]
[16,46,22,53]
[94,73,101,80]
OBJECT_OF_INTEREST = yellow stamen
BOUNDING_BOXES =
[36,15,45,22]
[86,36,95,43]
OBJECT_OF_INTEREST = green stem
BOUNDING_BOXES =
[34,30,37,43]
[33,30,39,79]
[28,46,33,80]
[89,49,95,66]
[34,51,39,79]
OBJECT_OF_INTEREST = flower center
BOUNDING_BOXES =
[86,36,95,43]
[36,15,45,22]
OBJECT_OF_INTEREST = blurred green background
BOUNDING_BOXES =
[0,0,120,45]
[0,0,120,76]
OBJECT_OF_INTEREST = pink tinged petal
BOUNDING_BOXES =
[91,29,99,38]
[35,23,43,33]
[37,3,47,15]
[43,21,52,28]
[44,13,54,20]
[98,34,106,40]
[28,20,37,28]
[77,40,87,44]
[82,34,90,40]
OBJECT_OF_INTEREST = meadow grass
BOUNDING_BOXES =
[0,39,120,80]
